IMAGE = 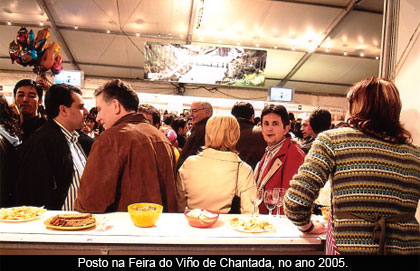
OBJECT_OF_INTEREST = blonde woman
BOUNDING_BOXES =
[176,115,255,214]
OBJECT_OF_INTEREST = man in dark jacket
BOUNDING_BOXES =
[16,84,88,210]
[231,102,266,169]
[13,79,46,141]
[177,101,213,169]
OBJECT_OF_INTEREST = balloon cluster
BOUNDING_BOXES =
[9,27,63,75]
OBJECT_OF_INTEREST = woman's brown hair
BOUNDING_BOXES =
[0,95,22,138]
[346,77,411,144]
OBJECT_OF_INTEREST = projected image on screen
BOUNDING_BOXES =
[54,70,83,87]
[144,42,267,87]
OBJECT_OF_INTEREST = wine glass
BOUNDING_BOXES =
[249,187,263,217]
[273,188,285,217]
[264,190,277,217]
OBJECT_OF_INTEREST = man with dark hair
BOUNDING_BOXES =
[13,79,46,140]
[255,104,305,215]
[75,79,178,213]
[231,101,266,169]
[172,117,188,149]
[231,101,254,120]
[300,116,316,154]
[138,104,161,129]
[309,109,332,134]
[300,109,332,153]
[16,84,88,210]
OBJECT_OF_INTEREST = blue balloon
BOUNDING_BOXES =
[30,49,38,61]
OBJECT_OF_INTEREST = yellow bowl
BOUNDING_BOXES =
[128,203,163,228]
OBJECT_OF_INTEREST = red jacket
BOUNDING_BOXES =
[255,137,305,214]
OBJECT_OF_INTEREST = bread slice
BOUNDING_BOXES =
[49,213,95,227]
[55,213,92,220]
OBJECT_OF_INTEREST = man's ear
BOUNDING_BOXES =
[112,99,121,114]
[284,124,291,135]
[58,104,67,116]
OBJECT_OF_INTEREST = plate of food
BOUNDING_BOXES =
[44,213,96,231]
[0,206,46,222]
[229,216,275,233]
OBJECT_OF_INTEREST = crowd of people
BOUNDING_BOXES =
[0,76,419,255]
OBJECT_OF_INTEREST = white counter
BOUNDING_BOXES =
[0,211,325,255]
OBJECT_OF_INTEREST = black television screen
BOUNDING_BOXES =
[269,87,294,102]
[144,42,267,87]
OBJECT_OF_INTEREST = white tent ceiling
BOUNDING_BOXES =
[0,0,384,96]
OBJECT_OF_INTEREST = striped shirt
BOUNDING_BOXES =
[284,127,420,255]
[54,120,87,211]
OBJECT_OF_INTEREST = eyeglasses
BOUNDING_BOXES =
[191,108,207,113]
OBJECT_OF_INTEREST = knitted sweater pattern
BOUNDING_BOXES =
[285,127,420,255]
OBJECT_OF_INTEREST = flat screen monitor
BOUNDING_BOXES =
[269,87,294,102]
[54,70,84,87]
[144,42,267,87]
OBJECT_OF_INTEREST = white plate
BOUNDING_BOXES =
[0,215,44,223]
[229,217,275,233]
[0,206,46,223]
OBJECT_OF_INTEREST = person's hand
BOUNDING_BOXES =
[308,220,327,235]
[299,220,327,235]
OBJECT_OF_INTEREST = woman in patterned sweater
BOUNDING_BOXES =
[284,77,420,255]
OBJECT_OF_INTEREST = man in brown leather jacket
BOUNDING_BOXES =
[75,79,178,213]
